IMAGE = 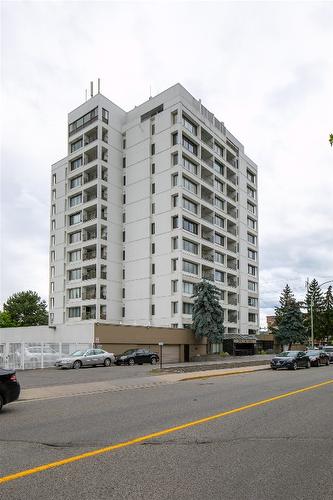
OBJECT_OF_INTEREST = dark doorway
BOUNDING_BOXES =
[184,344,190,362]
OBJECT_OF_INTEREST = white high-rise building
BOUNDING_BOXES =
[50,83,259,335]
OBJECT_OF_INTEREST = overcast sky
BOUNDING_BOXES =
[1,0,333,326]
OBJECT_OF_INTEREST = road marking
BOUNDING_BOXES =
[1,378,332,485]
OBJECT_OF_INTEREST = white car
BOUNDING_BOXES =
[55,348,115,369]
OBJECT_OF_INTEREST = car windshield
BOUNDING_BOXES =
[277,351,297,357]
[122,350,135,355]
[307,350,319,355]
[69,350,86,357]
[323,347,333,351]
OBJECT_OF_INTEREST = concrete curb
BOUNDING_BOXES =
[179,366,270,382]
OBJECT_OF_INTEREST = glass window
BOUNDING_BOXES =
[68,107,98,135]
[70,156,83,171]
[248,264,257,276]
[247,170,256,183]
[69,194,82,207]
[183,260,198,275]
[214,179,224,192]
[248,312,257,323]
[214,161,224,176]
[68,268,81,280]
[71,138,83,153]
[172,173,178,187]
[215,197,224,211]
[183,281,194,294]
[183,197,197,214]
[248,280,258,292]
[70,176,82,189]
[247,217,257,230]
[248,232,257,245]
[172,133,178,145]
[183,177,197,194]
[69,212,81,225]
[183,218,198,235]
[102,108,109,124]
[183,302,193,314]
[69,231,81,244]
[182,156,197,175]
[248,249,257,260]
[215,270,224,282]
[68,287,81,299]
[214,233,224,246]
[182,136,197,155]
[247,202,256,214]
[69,249,81,262]
[214,142,224,157]
[214,215,224,228]
[68,307,81,318]
[172,302,178,314]
[248,297,258,307]
[215,252,224,264]
[182,115,197,135]
[183,239,198,254]
[247,185,256,199]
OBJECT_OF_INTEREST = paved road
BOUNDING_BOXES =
[1,366,333,499]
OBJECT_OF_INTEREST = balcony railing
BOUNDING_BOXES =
[83,233,97,241]
[202,254,214,262]
[82,293,96,300]
[82,272,96,280]
[84,174,97,184]
[83,212,97,222]
[227,279,237,288]
[82,312,96,320]
[100,272,107,280]
[83,251,96,261]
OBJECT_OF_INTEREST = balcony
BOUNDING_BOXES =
[100,266,107,280]
[83,208,97,222]
[100,286,107,300]
[101,187,108,201]
[82,286,96,300]
[201,128,213,149]
[100,312,107,320]
[84,165,97,184]
[227,274,237,288]
[83,246,96,261]
[201,185,214,205]
[227,310,238,323]
[202,244,214,263]
[84,127,98,146]
[201,166,214,187]
[227,220,237,236]
[202,264,214,282]
[82,306,96,320]
[227,292,238,306]
[201,206,214,225]
[227,237,237,254]
[226,185,237,202]
[101,147,108,163]
[226,167,237,185]
[101,246,107,260]
[83,185,97,203]
[226,150,238,169]
[201,225,214,243]
[82,271,96,281]
[84,146,98,165]
[227,202,237,219]
[201,147,213,168]
[227,256,237,270]
[101,166,108,182]
[83,226,97,242]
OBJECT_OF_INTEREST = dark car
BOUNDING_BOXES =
[0,369,20,411]
[270,351,311,371]
[321,346,333,363]
[115,349,159,366]
[306,349,330,367]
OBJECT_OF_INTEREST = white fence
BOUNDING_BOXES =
[0,342,93,370]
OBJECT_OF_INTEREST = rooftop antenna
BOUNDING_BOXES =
[98,78,101,94]
[90,81,93,98]
[149,84,152,99]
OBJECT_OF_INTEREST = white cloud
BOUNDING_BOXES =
[1,1,333,327]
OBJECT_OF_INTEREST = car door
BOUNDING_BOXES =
[297,352,305,367]
[135,349,145,364]
[94,349,106,365]
[82,349,97,366]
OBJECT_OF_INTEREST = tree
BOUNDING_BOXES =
[3,291,48,327]
[329,133,333,147]
[0,311,16,328]
[304,279,325,341]
[323,286,333,341]
[191,280,224,349]
[273,284,307,349]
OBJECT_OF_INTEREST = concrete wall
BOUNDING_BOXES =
[0,323,94,344]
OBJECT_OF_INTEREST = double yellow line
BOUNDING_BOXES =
[1,379,332,485]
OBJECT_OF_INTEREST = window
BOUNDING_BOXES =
[182,156,197,175]
[152,263,155,274]
[70,175,82,189]
[183,260,198,275]
[248,312,257,323]
[248,264,257,276]
[172,216,178,229]
[215,197,224,211]
[248,297,258,307]
[183,302,193,315]
[247,202,256,214]
[214,161,224,176]
[122,212,126,223]
[247,217,257,230]
[172,173,178,187]
[68,287,81,299]
[69,249,81,262]
[214,178,224,192]
[182,135,197,155]
[52,174,56,185]
[151,304,155,315]
[50,266,55,278]
[152,183,155,194]
[50,250,55,262]
[123,137,126,149]
[71,138,83,153]
[152,203,155,214]
[123,157,126,168]
[69,194,82,207]
[68,307,81,318]
[123,269,125,279]
[182,115,197,135]
[183,239,198,254]
[152,243,155,254]
[102,108,109,124]
[171,110,178,124]
[51,219,56,231]
[172,152,178,166]
[172,280,178,293]
[248,249,257,261]
[183,177,197,194]
[215,233,224,246]
[52,189,56,201]
[172,195,178,208]
[183,281,194,295]
[140,104,163,122]
[123,176,126,186]
[215,270,224,282]
[151,223,155,234]
[215,252,224,264]
[69,231,81,244]
[70,156,83,171]
[172,302,178,314]
[122,250,125,261]
[123,231,125,242]
[122,307,125,318]
[247,185,256,199]
[172,237,178,250]
[50,282,54,293]
[51,204,56,216]
[68,107,98,135]
[171,258,178,271]
[214,215,224,228]
[152,284,155,295]
[172,132,178,146]
[68,268,81,280]
[151,143,155,155]
[151,124,155,135]
[183,197,197,214]
[248,232,257,245]
[214,142,224,157]
[247,169,256,183]
[248,280,258,292]
[69,212,81,225]
[183,218,198,235]
[123,194,126,204]
[151,163,155,174]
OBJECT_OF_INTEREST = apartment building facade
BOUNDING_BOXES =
[50,84,259,335]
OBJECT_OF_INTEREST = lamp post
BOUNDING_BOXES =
[306,279,333,348]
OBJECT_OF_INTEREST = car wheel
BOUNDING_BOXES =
[0,394,3,411]
[151,357,157,365]
[326,359,329,366]
[73,360,82,369]
[104,358,111,367]
[306,360,311,369]
[292,361,297,370]
[316,360,320,367]
[128,358,135,366]
[271,367,277,370]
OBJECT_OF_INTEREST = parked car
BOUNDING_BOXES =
[55,349,115,369]
[115,349,159,366]
[0,368,20,411]
[24,346,59,364]
[270,351,311,370]
[306,349,330,367]
[321,346,333,363]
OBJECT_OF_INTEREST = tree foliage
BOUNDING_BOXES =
[0,311,16,328]
[273,284,307,349]
[329,133,333,147]
[191,280,224,345]
[304,279,325,340]
[2,291,48,327]
[323,285,333,341]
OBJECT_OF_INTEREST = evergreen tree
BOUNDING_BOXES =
[323,286,333,341]
[304,279,325,341]
[3,291,48,327]
[0,311,16,328]
[274,284,307,349]
[191,280,224,347]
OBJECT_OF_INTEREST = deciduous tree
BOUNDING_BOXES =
[3,291,48,327]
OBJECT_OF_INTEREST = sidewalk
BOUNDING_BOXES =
[19,364,270,402]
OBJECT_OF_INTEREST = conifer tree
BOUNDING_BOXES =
[274,284,307,349]
[304,279,325,341]
[323,285,333,341]
[191,280,224,348]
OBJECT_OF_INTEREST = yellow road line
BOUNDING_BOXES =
[1,378,332,485]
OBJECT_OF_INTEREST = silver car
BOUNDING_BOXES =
[55,348,115,369]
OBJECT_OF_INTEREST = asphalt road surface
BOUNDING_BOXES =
[1,366,332,499]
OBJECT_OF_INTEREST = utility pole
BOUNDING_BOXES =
[306,278,314,348]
